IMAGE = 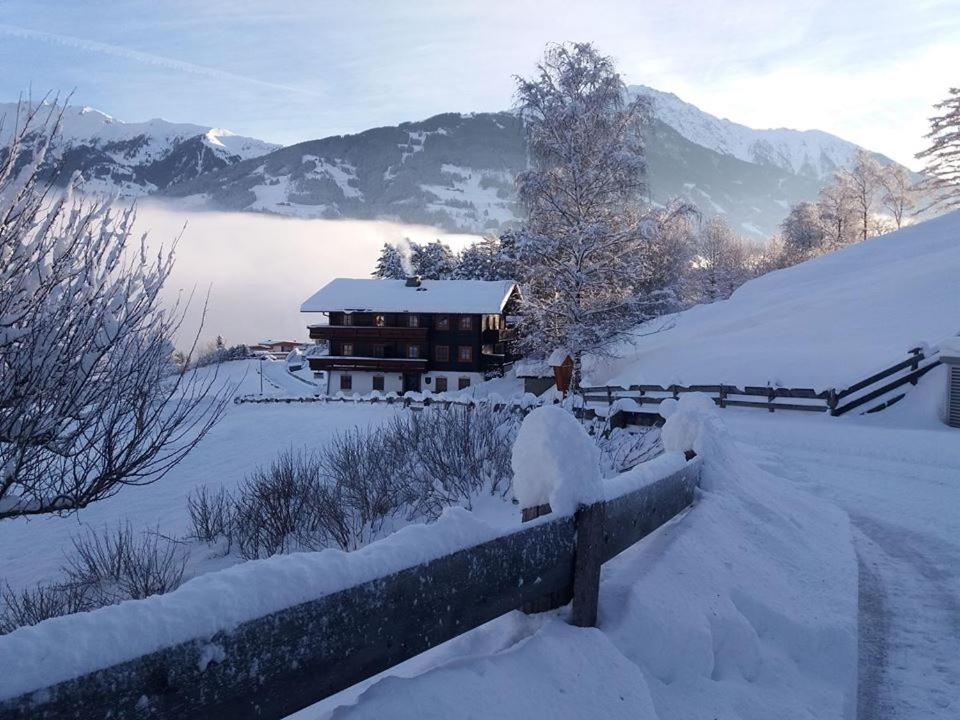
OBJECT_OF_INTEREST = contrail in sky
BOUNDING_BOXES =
[0,23,324,98]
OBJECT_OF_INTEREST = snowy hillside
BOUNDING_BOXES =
[631,85,879,179]
[587,210,960,390]
[0,102,279,195]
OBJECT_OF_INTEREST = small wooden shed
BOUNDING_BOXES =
[548,349,574,394]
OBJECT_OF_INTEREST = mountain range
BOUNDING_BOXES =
[2,89,902,238]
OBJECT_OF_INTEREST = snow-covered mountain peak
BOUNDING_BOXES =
[0,102,279,161]
[631,84,863,179]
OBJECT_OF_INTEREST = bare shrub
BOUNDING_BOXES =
[0,581,93,634]
[187,485,234,545]
[596,426,662,476]
[318,427,410,550]
[389,406,518,516]
[231,449,331,559]
[64,523,187,603]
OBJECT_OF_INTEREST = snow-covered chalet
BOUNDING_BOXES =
[300,277,520,395]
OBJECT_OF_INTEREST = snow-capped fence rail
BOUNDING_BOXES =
[0,455,701,720]
[582,345,946,418]
[828,346,941,415]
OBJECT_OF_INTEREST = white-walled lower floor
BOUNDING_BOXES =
[322,370,484,396]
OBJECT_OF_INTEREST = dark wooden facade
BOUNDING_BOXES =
[308,311,513,380]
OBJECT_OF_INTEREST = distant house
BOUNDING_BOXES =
[250,339,302,358]
[300,276,520,395]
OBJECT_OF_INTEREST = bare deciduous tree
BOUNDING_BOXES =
[844,150,882,242]
[512,42,671,386]
[879,164,915,230]
[0,100,230,520]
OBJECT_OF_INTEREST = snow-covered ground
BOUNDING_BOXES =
[588,210,960,390]
[725,371,960,719]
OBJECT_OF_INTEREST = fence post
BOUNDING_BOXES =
[571,502,605,628]
[909,348,922,385]
[519,502,568,614]
[718,384,727,409]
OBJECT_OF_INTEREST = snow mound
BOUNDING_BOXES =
[659,393,727,474]
[511,406,601,515]
[326,619,659,720]
[588,210,960,390]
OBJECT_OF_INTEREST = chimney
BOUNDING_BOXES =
[405,275,421,287]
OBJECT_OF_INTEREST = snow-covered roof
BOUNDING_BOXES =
[514,358,552,378]
[300,278,518,314]
[548,348,572,367]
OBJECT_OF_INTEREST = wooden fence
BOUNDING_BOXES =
[581,346,944,419]
[0,458,701,720]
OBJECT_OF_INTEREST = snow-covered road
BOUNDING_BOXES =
[725,402,960,720]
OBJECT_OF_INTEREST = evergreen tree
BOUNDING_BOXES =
[916,87,960,211]
[455,236,511,280]
[413,239,456,279]
[372,242,407,279]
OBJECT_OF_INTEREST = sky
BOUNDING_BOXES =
[0,1,957,168]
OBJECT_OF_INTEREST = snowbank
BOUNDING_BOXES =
[511,406,601,515]
[587,210,960,390]
[324,620,660,720]
[0,507,504,701]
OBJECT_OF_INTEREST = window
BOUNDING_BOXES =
[435,376,448,393]
[342,342,354,356]
[407,344,420,359]
[342,313,353,326]
[459,315,472,331]
[458,377,471,390]
[407,315,419,328]
[375,314,386,327]
[458,345,473,362]
[372,375,384,392]
[434,345,450,362]
[435,315,450,330]
[372,344,385,358]
[340,374,352,390]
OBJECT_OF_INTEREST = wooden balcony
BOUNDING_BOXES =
[308,325,429,341]
[308,356,429,373]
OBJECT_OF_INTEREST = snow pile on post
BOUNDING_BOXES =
[659,393,725,456]
[511,406,601,515]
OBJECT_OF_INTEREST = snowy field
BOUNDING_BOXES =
[0,361,401,594]
[588,210,960,390]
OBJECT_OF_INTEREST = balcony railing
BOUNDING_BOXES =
[308,325,429,341]
[307,356,429,372]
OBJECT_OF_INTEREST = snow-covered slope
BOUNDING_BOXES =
[587,210,960,390]
[0,102,279,195]
[631,85,875,179]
